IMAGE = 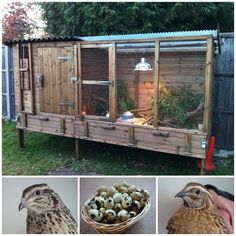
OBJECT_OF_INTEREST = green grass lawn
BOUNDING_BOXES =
[2,121,234,175]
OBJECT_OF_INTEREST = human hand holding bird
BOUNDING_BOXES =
[166,182,228,234]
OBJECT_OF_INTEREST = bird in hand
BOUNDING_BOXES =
[166,182,227,234]
[19,183,77,234]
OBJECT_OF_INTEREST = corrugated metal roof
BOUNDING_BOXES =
[4,30,218,45]
[4,36,82,46]
[80,30,218,41]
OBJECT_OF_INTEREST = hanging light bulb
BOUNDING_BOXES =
[134,57,153,71]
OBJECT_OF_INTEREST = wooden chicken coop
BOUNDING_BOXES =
[7,30,219,170]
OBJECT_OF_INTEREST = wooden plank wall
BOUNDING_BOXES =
[212,33,234,150]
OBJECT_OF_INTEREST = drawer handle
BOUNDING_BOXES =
[101,125,115,130]
[39,117,49,121]
[152,130,170,137]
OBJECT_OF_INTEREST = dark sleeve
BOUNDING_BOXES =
[205,184,234,202]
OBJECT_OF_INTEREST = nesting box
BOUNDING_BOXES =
[7,31,218,165]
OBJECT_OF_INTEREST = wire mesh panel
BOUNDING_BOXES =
[81,48,109,116]
[158,50,206,130]
[116,43,155,125]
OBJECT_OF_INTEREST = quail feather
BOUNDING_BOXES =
[18,183,77,234]
[166,182,227,234]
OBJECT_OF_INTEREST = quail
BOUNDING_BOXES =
[166,182,227,234]
[18,183,77,234]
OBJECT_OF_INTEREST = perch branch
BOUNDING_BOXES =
[162,97,204,124]
[130,108,152,112]
[93,95,108,103]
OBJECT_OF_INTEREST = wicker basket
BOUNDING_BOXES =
[81,195,151,234]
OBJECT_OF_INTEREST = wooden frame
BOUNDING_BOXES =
[153,40,160,127]
[13,34,216,164]
[203,36,214,135]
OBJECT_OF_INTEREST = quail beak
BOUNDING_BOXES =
[175,190,186,198]
[18,198,27,211]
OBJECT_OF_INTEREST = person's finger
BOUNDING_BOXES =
[208,189,234,233]
[208,189,234,220]
[219,209,234,234]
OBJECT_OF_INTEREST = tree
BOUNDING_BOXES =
[2,2,44,43]
[39,2,234,37]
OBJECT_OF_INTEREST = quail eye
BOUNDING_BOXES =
[36,190,41,195]
[195,189,200,194]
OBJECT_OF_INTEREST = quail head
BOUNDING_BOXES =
[19,183,77,234]
[166,182,227,234]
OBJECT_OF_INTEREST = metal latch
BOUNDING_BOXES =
[70,77,80,83]
[59,101,75,108]
[58,56,72,61]
[201,140,208,149]
[36,74,44,88]
[36,74,43,82]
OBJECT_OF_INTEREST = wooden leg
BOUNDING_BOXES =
[18,129,24,148]
[75,138,80,160]
[200,159,206,175]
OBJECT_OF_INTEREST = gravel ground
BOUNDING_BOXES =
[48,167,99,175]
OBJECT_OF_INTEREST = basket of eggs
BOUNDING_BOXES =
[81,181,151,234]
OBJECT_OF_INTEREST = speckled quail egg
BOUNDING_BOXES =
[85,200,97,210]
[121,181,129,187]
[140,199,146,208]
[122,192,129,198]
[107,186,117,197]
[100,191,108,199]
[114,203,123,213]
[130,191,142,201]
[117,209,130,221]
[130,211,137,218]
[113,183,121,189]
[118,186,128,193]
[100,207,106,214]
[131,200,141,211]
[113,192,123,203]
[97,185,107,194]
[141,189,150,199]
[104,197,115,209]
[121,195,132,208]
[94,196,105,208]
[127,185,137,194]
[88,209,103,222]
[105,209,116,221]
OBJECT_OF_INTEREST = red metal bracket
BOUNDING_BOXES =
[198,136,216,171]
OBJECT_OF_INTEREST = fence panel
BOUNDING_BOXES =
[212,33,234,150]
[2,45,15,119]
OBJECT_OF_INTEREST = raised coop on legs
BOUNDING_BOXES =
[7,30,218,173]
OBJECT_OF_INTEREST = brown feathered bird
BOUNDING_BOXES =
[166,182,227,234]
[19,183,77,234]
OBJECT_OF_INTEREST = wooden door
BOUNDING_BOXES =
[79,44,117,120]
[38,46,77,115]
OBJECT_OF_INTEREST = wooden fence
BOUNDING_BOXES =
[212,33,234,150]
[2,45,15,120]
[2,33,234,150]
